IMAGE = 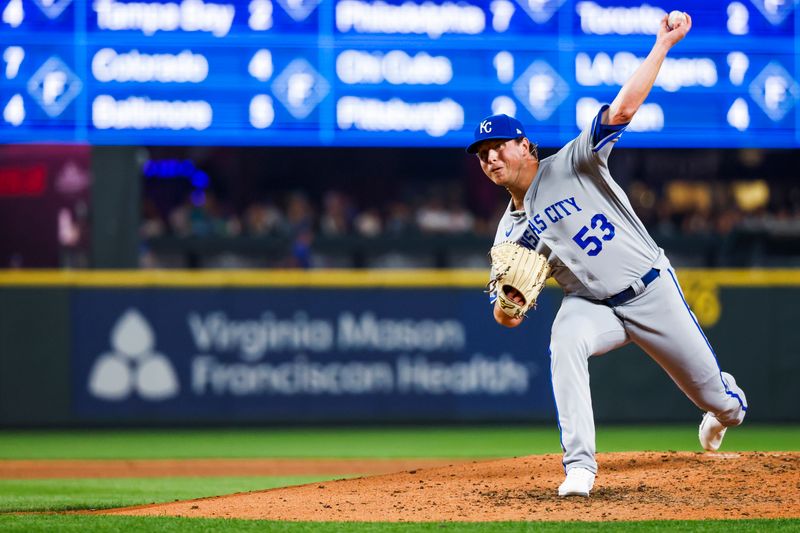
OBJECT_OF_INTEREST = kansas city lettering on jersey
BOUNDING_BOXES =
[518,196,583,250]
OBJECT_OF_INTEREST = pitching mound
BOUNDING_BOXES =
[97,451,800,522]
[0,458,465,479]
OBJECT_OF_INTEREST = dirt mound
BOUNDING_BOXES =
[0,458,465,479]
[98,451,800,522]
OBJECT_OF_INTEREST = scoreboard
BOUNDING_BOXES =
[0,0,798,147]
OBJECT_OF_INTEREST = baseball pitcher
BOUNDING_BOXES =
[468,12,748,497]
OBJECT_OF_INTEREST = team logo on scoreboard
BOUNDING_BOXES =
[276,0,321,21]
[749,62,799,122]
[271,58,330,119]
[748,0,796,25]
[512,60,568,121]
[26,56,83,118]
[513,0,566,24]
[32,0,73,19]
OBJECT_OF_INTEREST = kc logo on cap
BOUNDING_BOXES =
[466,114,527,154]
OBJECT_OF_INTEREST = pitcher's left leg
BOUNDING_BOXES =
[617,267,747,430]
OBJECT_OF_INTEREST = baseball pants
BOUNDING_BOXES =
[548,256,748,474]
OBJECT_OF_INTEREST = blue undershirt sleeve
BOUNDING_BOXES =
[591,104,628,153]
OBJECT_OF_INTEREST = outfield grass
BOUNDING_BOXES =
[0,476,331,512]
[1,424,797,459]
[0,516,798,532]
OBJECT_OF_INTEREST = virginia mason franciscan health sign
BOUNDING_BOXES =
[70,288,557,422]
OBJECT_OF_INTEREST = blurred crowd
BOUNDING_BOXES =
[142,187,492,241]
[139,147,800,268]
[142,179,800,242]
[627,178,800,237]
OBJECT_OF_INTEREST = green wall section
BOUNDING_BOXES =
[0,288,72,424]
[0,284,798,425]
[713,289,798,420]
[90,146,141,269]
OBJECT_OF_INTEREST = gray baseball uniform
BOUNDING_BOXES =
[489,105,748,474]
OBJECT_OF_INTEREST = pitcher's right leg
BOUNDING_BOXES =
[549,296,628,476]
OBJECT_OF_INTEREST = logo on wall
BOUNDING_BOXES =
[87,308,179,401]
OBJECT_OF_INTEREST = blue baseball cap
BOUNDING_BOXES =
[465,114,527,154]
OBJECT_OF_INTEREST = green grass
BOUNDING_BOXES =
[1,425,797,460]
[0,516,798,532]
[0,426,797,529]
[595,424,800,452]
[0,476,330,512]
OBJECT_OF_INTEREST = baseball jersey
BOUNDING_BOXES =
[490,105,661,301]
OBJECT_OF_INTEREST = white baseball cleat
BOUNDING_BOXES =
[557,467,595,497]
[699,412,727,452]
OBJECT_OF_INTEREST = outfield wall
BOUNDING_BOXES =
[1,270,798,426]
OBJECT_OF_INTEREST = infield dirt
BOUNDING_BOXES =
[85,451,799,522]
[0,458,464,479]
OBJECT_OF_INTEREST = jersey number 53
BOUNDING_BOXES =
[572,214,616,256]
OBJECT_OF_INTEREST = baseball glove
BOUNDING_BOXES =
[488,241,551,319]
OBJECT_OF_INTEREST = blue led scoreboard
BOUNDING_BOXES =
[0,0,797,146]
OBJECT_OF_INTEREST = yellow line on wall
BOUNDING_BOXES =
[677,269,800,286]
[1,269,800,288]
[0,269,488,288]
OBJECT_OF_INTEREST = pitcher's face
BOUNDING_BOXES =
[476,138,529,188]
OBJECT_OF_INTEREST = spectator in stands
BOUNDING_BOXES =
[140,198,166,239]
[285,192,315,268]
[243,200,286,236]
[416,196,451,233]
[385,201,416,235]
[320,190,355,236]
[354,208,382,237]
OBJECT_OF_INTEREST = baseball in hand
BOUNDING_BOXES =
[667,10,686,30]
